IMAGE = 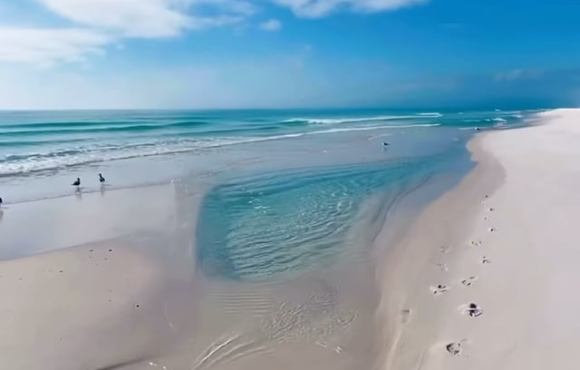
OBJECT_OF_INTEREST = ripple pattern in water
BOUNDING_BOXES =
[197,158,437,281]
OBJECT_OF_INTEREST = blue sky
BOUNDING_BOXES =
[0,0,579,109]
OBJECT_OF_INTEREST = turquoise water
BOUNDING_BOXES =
[197,152,459,281]
[0,109,532,275]
[0,109,528,178]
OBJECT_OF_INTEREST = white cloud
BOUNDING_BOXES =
[0,27,111,65]
[0,0,423,66]
[0,0,256,65]
[259,19,282,31]
[38,0,253,37]
[272,0,426,18]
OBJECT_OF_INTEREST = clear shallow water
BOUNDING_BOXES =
[197,153,457,281]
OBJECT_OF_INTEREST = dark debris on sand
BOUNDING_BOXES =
[446,342,462,356]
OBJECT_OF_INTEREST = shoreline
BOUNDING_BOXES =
[375,131,505,370]
[379,108,580,370]
[0,109,537,369]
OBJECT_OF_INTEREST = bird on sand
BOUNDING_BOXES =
[72,177,81,186]
[99,173,106,183]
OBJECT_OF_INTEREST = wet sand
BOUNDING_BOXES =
[0,180,384,369]
[380,109,580,370]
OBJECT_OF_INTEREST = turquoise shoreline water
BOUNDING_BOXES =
[0,109,528,179]
[0,109,533,277]
[197,151,460,281]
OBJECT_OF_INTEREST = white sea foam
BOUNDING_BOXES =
[0,123,441,177]
[284,113,441,125]
[308,123,441,135]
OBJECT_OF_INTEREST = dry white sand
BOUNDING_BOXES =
[0,183,205,370]
[379,109,580,370]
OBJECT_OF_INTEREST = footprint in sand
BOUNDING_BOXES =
[431,284,449,296]
[445,340,466,356]
[470,240,483,247]
[489,227,496,233]
[482,256,491,264]
[436,263,449,272]
[439,245,452,254]
[461,276,478,287]
[460,303,483,318]
[489,207,495,212]
[401,309,412,324]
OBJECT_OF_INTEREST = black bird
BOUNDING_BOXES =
[383,142,390,147]
[99,173,106,183]
[0,197,3,207]
[72,177,81,186]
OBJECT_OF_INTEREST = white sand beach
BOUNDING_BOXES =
[1,109,579,370]
[0,168,379,370]
[380,109,580,370]
[0,184,205,369]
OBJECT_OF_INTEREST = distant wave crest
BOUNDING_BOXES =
[283,113,442,125]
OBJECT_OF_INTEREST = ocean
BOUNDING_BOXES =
[0,109,527,176]
[0,109,528,198]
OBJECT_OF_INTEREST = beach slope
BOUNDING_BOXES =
[381,109,580,370]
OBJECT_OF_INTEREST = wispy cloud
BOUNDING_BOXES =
[259,19,282,31]
[0,27,111,65]
[0,0,256,65]
[39,0,189,37]
[39,0,255,37]
[494,69,544,82]
[271,0,427,18]
[0,0,425,65]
